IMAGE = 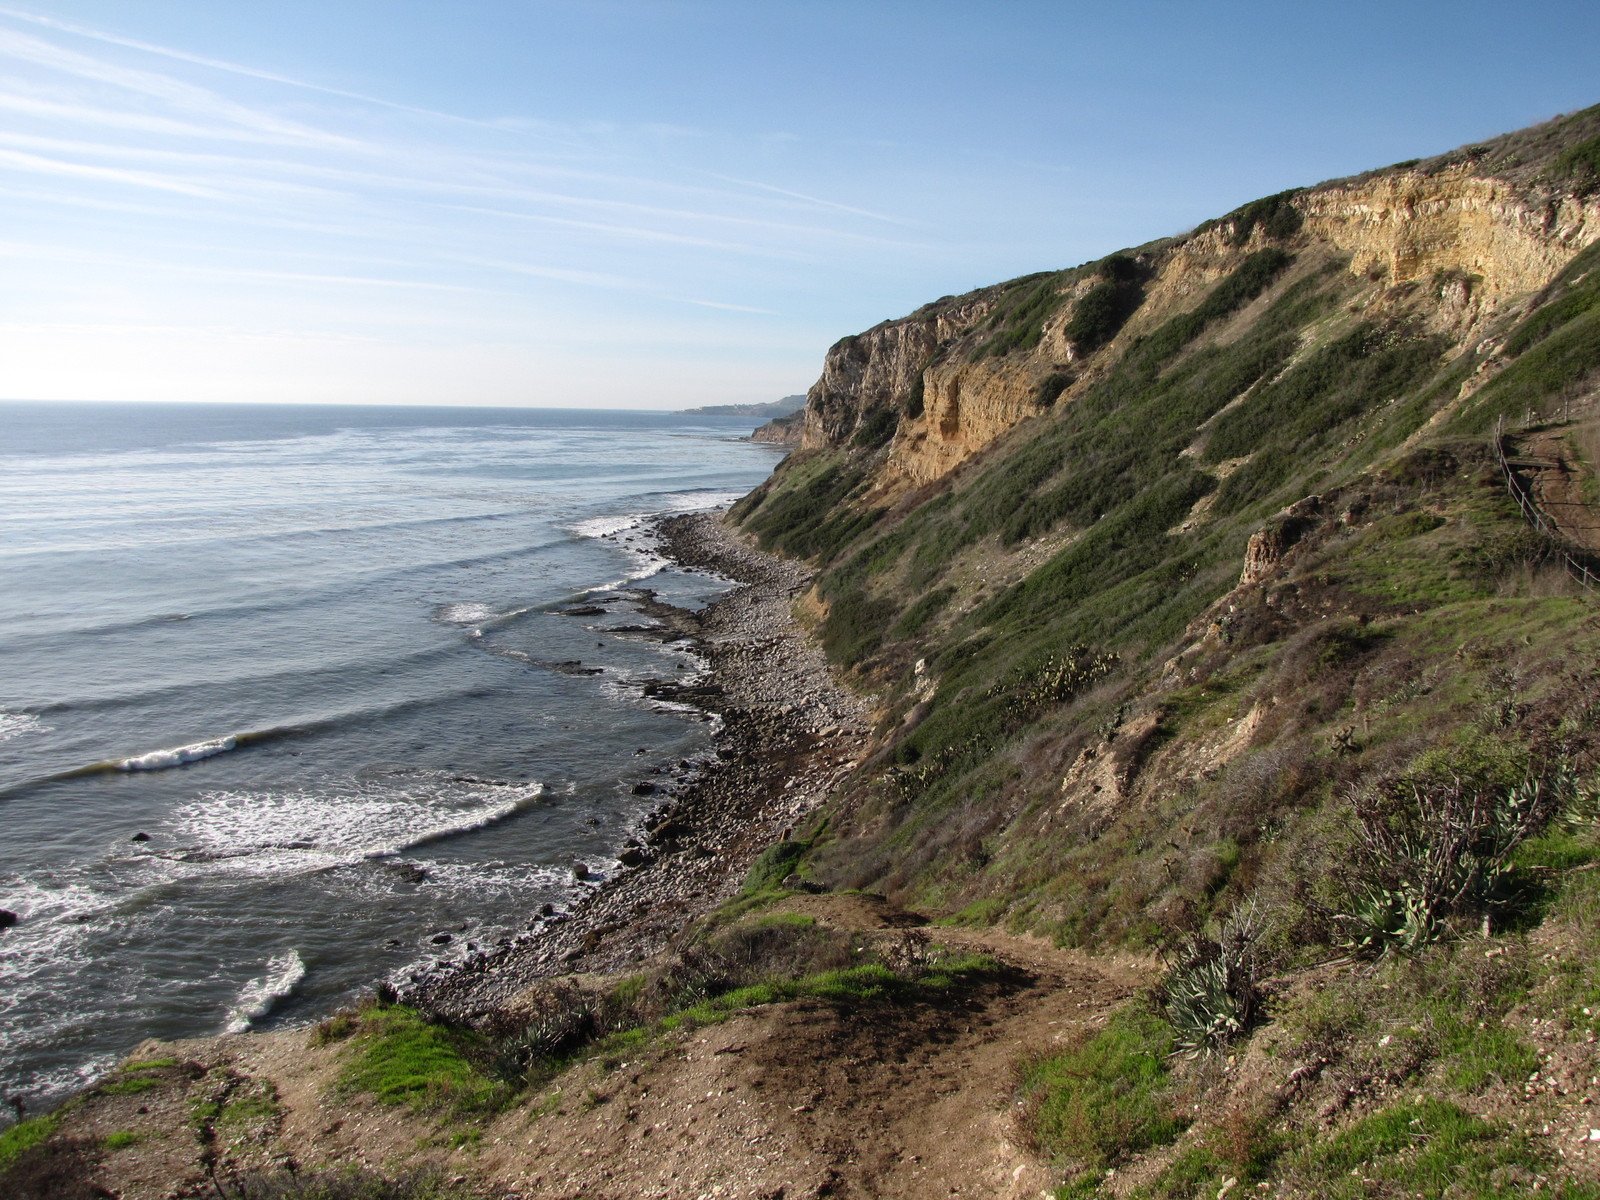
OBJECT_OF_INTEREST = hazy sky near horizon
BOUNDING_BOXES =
[1,2,1596,409]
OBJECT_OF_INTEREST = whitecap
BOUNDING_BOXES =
[223,949,306,1033]
[116,736,237,772]
[433,601,498,627]
[0,711,47,743]
[166,775,545,880]
[569,512,644,539]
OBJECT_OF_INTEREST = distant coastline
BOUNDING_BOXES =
[680,393,805,419]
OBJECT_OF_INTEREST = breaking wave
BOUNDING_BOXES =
[224,949,306,1034]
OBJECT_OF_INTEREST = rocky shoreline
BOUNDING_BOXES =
[405,510,872,1022]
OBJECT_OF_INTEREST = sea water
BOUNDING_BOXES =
[0,400,785,1112]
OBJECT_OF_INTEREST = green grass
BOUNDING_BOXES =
[1022,1004,1186,1176]
[98,1074,164,1096]
[341,1006,507,1117]
[657,954,1000,1031]
[742,839,810,893]
[1290,1100,1565,1199]
[122,1057,177,1071]
[104,1130,140,1150]
[0,1113,60,1170]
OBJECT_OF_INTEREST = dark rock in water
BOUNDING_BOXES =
[634,747,650,755]
[130,832,150,843]
[388,862,430,884]
[538,903,556,917]
[558,604,607,617]
[618,846,649,868]
[430,932,453,945]
[572,861,593,881]
[631,781,657,796]
[0,909,17,930]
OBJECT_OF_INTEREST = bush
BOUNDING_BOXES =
[1226,190,1304,246]
[1064,276,1144,353]
[1336,768,1577,954]
[1553,134,1600,193]
[1161,901,1269,1053]
[1033,371,1072,408]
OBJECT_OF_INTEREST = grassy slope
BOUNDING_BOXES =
[730,104,1600,1196]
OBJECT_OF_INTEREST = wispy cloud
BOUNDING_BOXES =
[0,27,360,149]
[0,4,507,132]
[0,5,925,403]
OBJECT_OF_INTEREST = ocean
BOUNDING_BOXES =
[0,400,785,1112]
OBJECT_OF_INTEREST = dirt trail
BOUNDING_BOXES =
[25,897,1149,1200]
[1511,413,1600,553]
[476,897,1151,1200]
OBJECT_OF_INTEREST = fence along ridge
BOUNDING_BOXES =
[1491,414,1598,595]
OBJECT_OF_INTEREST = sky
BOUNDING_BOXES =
[0,2,1596,409]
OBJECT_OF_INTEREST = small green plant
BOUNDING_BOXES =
[1161,901,1269,1053]
[1336,768,1575,954]
[103,1130,139,1150]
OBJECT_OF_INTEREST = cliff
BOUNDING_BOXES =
[11,103,1600,1200]
[750,410,803,444]
[791,106,1600,491]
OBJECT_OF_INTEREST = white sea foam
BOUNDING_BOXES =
[568,490,742,545]
[654,489,747,515]
[434,600,499,627]
[0,711,47,743]
[116,736,237,772]
[167,776,545,879]
[570,512,644,539]
[224,949,306,1033]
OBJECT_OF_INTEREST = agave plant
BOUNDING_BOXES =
[1161,901,1269,1055]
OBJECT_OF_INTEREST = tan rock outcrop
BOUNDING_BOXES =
[800,298,992,451]
[888,358,1053,485]
[1301,168,1600,302]
[794,167,1600,488]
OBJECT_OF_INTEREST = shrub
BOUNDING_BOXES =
[1226,190,1304,246]
[743,840,810,893]
[1553,134,1600,193]
[1064,276,1144,353]
[1336,768,1577,954]
[852,405,898,449]
[1033,371,1072,408]
[1161,901,1270,1053]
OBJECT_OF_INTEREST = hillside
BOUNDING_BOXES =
[8,105,1600,1200]
[682,395,808,419]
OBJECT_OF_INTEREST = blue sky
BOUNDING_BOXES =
[1,1,1595,408]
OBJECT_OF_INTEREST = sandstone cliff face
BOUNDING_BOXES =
[1301,168,1600,304]
[800,297,993,451]
[751,412,803,445]
[796,167,1600,486]
[888,357,1053,484]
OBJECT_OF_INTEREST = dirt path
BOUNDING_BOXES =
[475,896,1152,1200]
[21,896,1149,1200]
[1510,413,1600,553]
